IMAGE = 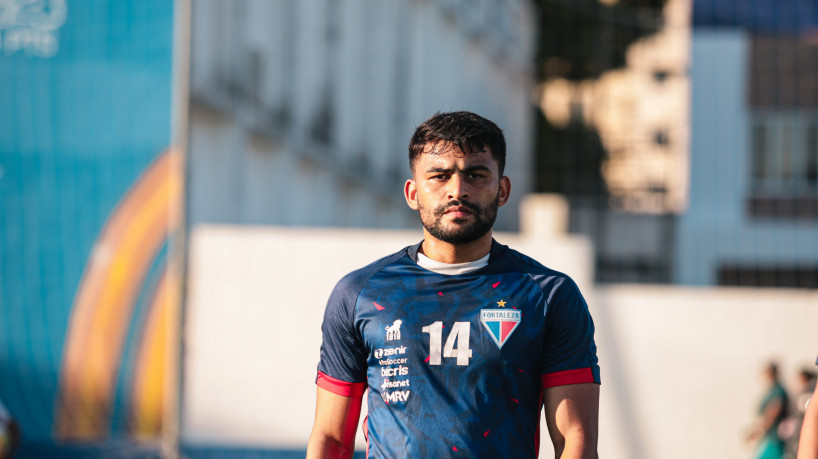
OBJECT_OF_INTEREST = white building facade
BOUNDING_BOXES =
[187,0,537,231]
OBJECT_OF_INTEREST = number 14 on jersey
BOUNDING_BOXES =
[422,321,472,366]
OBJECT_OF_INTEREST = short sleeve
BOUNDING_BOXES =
[316,275,369,396]
[540,278,600,388]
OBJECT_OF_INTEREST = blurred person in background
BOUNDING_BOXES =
[797,356,818,459]
[789,367,818,456]
[307,111,600,458]
[746,361,790,459]
[0,399,19,459]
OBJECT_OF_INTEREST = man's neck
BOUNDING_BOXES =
[419,231,493,264]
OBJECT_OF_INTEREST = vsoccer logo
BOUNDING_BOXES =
[480,301,521,349]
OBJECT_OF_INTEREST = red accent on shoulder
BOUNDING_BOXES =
[424,356,430,363]
[510,398,519,403]
[541,368,596,388]
[373,302,385,310]
[483,430,490,437]
[492,281,501,288]
[452,447,458,452]
[316,371,366,397]
[438,291,443,296]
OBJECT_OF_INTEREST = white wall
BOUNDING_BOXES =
[181,195,818,458]
[594,285,817,459]
[676,29,818,285]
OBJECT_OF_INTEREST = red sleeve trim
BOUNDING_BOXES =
[541,368,597,389]
[316,371,367,397]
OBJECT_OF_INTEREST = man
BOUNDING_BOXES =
[797,356,818,459]
[307,111,600,458]
[746,362,789,459]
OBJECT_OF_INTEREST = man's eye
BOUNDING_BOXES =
[468,173,485,180]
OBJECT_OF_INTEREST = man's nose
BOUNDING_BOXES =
[447,173,469,200]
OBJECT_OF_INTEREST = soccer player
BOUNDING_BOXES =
[307,111,600,458]
[797,356,818,459]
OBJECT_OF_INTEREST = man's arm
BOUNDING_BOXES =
[307,387,364,459]
[543,383,600,459]
[798,382,818,459]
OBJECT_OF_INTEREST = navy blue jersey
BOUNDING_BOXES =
[316,240,600,458]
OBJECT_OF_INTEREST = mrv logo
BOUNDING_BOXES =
[373,346,407,359]
[382,390,411,403]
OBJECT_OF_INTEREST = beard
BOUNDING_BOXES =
[418,194,499,245]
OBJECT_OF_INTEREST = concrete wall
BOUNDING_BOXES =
[181,196,818,458]
[593,285,817,459]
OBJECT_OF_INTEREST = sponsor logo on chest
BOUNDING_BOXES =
[385,319,402,341]
[382,390,411,404]
[374,346,407,359]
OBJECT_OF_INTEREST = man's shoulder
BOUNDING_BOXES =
[331,246,412,298]
[495,244,585,303]
[499,244,574,280]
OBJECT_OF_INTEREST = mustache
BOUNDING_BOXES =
[434,199,480,217]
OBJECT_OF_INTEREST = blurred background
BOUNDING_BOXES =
[0,0,816,458]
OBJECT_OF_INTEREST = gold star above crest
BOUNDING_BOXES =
[497,299,507,307]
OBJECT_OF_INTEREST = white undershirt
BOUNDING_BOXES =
[416,252,490,275]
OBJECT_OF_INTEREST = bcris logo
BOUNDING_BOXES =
[373,345,407,359]
[382,390,411,404]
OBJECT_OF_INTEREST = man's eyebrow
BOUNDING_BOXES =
[462,165,491,173]
[424,167,454,174]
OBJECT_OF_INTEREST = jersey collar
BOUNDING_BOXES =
[406,238,508,265]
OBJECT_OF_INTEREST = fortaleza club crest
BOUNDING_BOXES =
[480,300,521,349]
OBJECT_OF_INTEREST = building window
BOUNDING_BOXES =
[718,264,818,289]
[752,119,767,181]
[748,112,818,218]
[749,112,818,192]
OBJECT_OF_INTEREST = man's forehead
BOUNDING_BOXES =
[420,140,488,156]
[416,147,497,171]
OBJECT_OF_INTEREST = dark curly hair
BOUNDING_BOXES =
[408,111,506,176]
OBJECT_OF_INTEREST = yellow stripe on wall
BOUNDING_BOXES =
[131,257,182,438]
[56,149,183,440]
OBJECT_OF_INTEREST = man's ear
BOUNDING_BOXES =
[498,176,511,207]
[404,179,419,210]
